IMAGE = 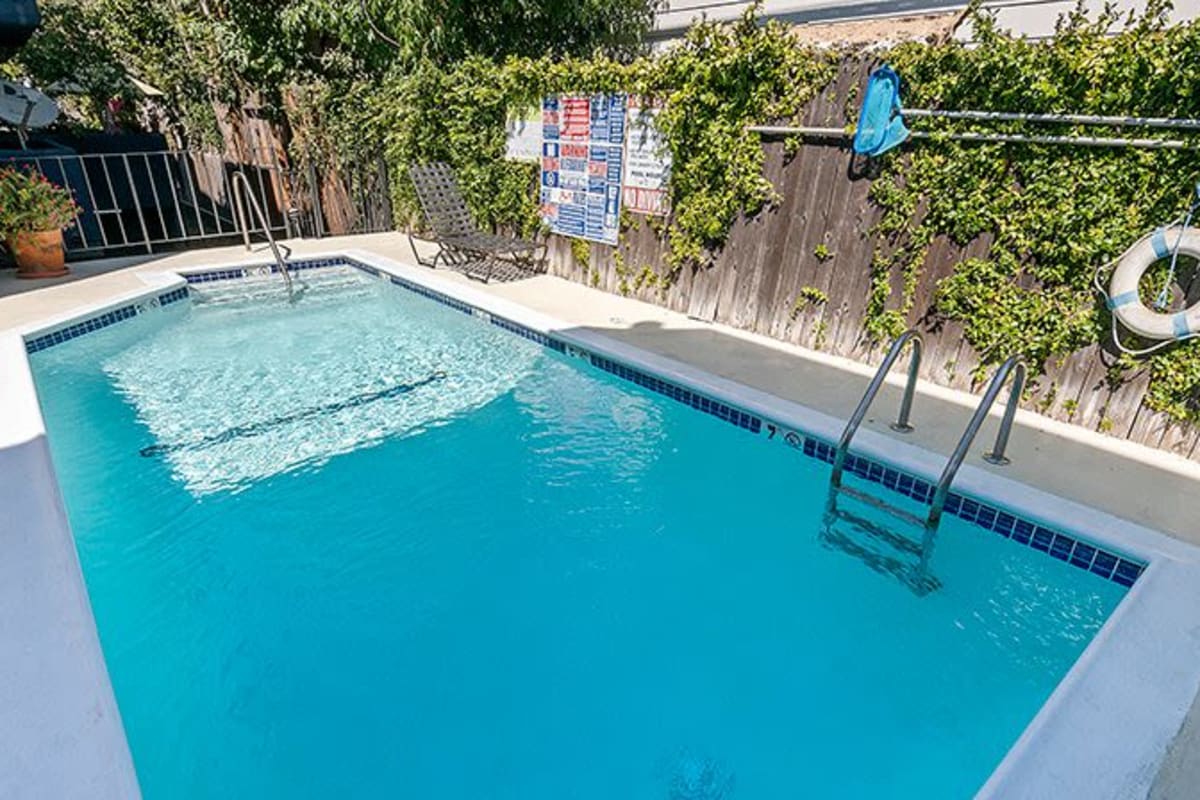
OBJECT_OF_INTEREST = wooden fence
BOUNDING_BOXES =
[544,62,1200,462]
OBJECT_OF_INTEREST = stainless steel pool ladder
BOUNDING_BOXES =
[829,329,924,491]
[918,355,1027,566]
[827,331,1027,578]
[231,171,294,303]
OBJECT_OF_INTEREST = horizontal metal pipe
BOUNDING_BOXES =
[0,148,227,163]
[909,128,1193,150]
[746,125,1195,150]
[748,125,848,137]
[903,107,1200,131]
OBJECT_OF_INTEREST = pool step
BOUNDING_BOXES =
[191,268,375,307]
[822,484,940,595]
[832,483,925,529]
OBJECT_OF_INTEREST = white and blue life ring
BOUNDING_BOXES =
[1108,226,1200,340]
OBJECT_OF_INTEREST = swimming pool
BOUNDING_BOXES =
[23,258,1139,798]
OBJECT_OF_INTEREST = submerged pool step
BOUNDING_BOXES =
[833,483,926,529]
[823,484,939,595]
[190,268,375,307]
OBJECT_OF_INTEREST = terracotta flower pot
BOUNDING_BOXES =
[9,230,68,279]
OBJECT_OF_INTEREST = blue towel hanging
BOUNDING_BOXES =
[853,65,910,157]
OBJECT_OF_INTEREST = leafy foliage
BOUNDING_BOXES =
[356,0,655,66]
[4,0,656,148]
[647,13,836,265]
[369,12,837,266]
[0,166,80,234]
[864,0,1200,421]
[4,1,133,126]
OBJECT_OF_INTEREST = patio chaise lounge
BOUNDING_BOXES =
[407,161,546,282]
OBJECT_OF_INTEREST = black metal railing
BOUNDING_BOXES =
[0,148,395,257]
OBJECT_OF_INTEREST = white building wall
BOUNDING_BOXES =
[652,0,1200,41]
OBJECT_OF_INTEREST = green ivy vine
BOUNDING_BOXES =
[863,0,1200,422]
[370,2,1200,425]
[369,11,837,270]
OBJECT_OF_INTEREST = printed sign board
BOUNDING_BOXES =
[622,97,671,216]
[540,94,626,245]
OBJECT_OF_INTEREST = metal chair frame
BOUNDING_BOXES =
[407,162,546,282]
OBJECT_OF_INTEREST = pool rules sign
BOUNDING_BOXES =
[540,94,626,245]
[622,96,671,216]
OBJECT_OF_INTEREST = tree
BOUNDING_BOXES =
[352,0,656,66]
[4,0,657,149]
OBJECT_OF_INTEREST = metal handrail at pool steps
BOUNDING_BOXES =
[827,330,1028,587]
[230,170,295,302]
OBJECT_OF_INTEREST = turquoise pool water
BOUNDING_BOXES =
[31,268,1126,799]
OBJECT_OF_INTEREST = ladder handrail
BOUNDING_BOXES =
[231,171,294,302]
[920,355,1027,562]
[830,329,923,489]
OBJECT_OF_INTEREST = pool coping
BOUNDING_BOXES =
[4,249,1200,798]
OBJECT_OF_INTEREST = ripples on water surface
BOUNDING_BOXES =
[30,267,1126,798]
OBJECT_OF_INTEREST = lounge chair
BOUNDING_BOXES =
[407,161,546,282]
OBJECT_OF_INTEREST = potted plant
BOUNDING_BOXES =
[0,165,79,279]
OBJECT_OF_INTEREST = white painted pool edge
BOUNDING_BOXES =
[0,334,141,800]
[3,249,1199,798]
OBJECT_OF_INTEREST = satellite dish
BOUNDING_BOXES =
[0,80,60,130]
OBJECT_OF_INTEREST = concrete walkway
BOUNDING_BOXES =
[4,231,1200,549]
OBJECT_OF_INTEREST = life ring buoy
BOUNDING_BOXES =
[1108,226,1200,340]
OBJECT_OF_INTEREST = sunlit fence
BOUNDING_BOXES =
[0,149,393,257]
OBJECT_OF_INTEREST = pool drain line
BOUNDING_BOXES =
[140,371,448,457]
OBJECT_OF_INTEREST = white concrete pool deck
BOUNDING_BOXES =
[3,232,1200,799]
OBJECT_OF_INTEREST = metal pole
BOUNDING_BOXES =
[75,154,111,250]
[749,125,847,138]
[893,335,922,433]
[179,151,206,237]
[120,154,153,254]
[143,153,170,241]
[909,128,1193,150]
[903,107,1200,132]
[99,156,131,247]
[746,125,1195,151]
[830,329,923,489]
[231,171,293,300]
[983,363,1027,466]
[307,159,325,238]
[921,355,1027,565]
[163,152,188,241]
[232,176,251,251]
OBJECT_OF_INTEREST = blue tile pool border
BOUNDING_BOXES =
[589,354,762,434]
[24,286,189,354]
[21,255,1146,588]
